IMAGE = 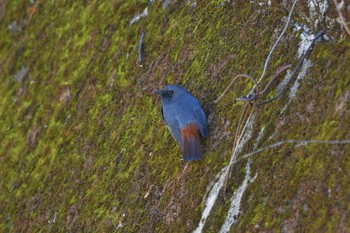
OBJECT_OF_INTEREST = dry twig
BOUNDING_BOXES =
[332,0,350,37]
[231,139,350,165]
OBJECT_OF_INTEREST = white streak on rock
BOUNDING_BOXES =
[193,114,256,233]
[129,7,148,25]
[288,59,312,100]
[297,25,314,58]
[193,167,227,233]
[188,0,197,7]
[308,0,329,28]
[253,127,265,150]
[219,160,257,233]
[162,0,170,9]
[14,66,28,83]
[280,24,315,113]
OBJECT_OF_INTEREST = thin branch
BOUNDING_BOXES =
[137,32,145,65]
[215,0,298,104]
[223,103,252,192]
[256,0,298,85]
[232,139,350,165]
[224,109,255,191]
[233,103,251,147]
[214,74,259,104]
[259,64,292,95]
[256,30,325,106]
[332,0,350,37]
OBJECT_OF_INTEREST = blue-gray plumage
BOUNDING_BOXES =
[156,85,208,160]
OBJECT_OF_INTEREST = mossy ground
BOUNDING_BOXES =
[0,1,349,232]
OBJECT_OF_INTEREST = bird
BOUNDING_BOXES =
[155,84,208,161]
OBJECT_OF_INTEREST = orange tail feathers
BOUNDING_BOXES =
[181,124,202,161]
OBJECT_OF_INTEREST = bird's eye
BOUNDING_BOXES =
[168,90,174,96]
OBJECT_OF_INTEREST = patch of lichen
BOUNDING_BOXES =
[1,0,349,232]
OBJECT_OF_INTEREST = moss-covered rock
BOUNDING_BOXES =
[0,0,349,232]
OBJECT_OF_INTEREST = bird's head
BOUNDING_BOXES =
[155,85,189,104]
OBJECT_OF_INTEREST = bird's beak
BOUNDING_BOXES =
[154,90,163,95]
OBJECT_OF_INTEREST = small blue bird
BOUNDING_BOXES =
[156,85,208,160]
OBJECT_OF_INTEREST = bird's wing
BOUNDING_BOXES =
[162,107,182,148]
[166,121,182,148]
[160,106,165,122]
[195,108,209,138]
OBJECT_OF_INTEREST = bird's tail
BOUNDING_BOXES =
[181,124,202,161]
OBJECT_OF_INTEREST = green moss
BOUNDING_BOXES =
[0,0,349,232]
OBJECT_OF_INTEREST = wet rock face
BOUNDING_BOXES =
[0,1,349,232]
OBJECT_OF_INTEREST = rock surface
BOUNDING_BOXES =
[0,1,349,232]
